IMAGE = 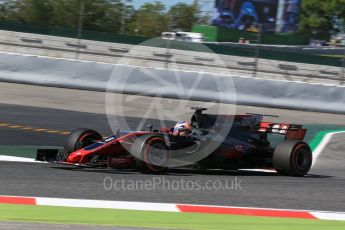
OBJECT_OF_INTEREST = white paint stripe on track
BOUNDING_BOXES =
[36,197,179,212]
[311,212,345,221]
[239,169,276,173]
[0,155,38,163]
[312,131,345,166]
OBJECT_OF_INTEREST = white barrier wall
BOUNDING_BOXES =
[1,52,345,114]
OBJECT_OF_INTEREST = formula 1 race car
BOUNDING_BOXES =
[36,107,313,177]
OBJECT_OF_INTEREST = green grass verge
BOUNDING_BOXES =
[0,145,61,159]
[309,129,345,151]
[0,204,344,230]
[0,146,38,158]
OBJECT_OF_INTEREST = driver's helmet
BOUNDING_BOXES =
[173,121,192,136]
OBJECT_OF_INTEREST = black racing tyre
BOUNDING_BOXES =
[273,140,313,177]
[133,136,169,174]
[64,128,102,153]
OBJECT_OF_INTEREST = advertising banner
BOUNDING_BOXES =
[212,0,301,33]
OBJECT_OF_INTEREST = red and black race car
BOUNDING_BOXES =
[36,107,313,177]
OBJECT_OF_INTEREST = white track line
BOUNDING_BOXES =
[239,169,276,173]
[312,131,345,166]
[311,212,345,221]
[36,197,179,212]
[0,155,37,163]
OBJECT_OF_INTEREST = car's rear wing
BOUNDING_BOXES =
[258,122,307,140]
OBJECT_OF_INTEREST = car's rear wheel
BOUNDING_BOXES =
[273,140,312,177]
[64,128,102,153]
[135,136,169,174]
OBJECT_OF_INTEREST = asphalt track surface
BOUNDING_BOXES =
[0,104,345,212]
[0,103,172,146]
[0,83,344,213]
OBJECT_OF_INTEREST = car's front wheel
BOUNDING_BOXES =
[64,128,102,153]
